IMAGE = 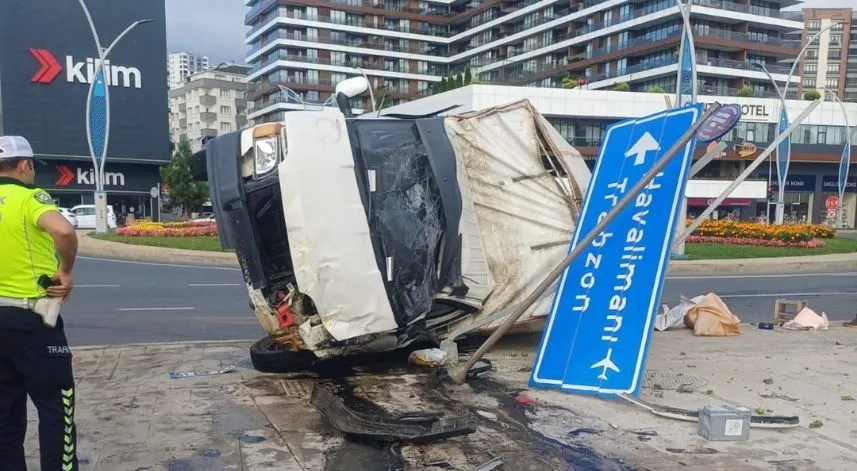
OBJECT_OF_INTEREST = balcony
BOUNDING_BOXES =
[245,0,278,23]
[199,94,217,107]
[248,30,449,58]
[200,112,218,123]
[247,9,450,40]
[249,50,444,77]
[201,128,218,138]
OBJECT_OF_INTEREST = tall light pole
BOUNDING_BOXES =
[670,0,698,259]
[822,88,853,229]
[768,22,838,225]
[751,63,787,224]
[78,0,154,233]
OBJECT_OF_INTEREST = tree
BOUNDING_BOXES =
[440,76,449,92]
[456,74,464,88]
[613,81,630,91]
[736,86,753,97]
[647,86,666,93]
[464,67,473,85]
[804,89,821,100]
[561,75,578,89]
[160,138,209,217]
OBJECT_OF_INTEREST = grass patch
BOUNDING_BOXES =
[686,237,857,260]
[90,232,229,252]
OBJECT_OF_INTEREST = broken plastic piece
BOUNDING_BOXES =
[436,359,493,383]
[276,303,294,328]
[472,456,504,471]
[782,307,829,331]
[409,348,448,367]
[310,385,476,443]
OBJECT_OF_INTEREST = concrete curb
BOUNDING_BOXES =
[77,231,856,274]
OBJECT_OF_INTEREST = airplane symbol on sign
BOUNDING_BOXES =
[591,349,621,381]
[624,132,660,166]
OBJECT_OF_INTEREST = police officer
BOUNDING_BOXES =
[0,136,79,470]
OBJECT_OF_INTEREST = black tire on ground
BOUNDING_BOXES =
[249,336,318,373]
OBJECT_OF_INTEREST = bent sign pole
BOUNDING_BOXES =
[673,100,821,247]
[447,103,721,386]
[78,0,153,233]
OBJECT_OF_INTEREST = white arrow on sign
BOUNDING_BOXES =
[625,132,660,166]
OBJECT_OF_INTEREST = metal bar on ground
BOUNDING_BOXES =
[446,104,721,385]
[673,100,821,248]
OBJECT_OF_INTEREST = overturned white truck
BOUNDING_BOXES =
[193,89,592,372]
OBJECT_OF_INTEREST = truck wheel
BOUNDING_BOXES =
[249,336,317,373]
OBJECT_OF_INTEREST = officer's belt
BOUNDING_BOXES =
[0,296,36,310]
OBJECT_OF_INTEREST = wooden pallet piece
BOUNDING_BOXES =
[774,299,807,326]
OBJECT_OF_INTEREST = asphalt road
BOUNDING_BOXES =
[61,256,857,346]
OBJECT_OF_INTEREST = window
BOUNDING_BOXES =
[331,10,346,23]
[306,7,318,20]
[331,73,347,84]
[307,49,318,60]
[829,49,842,60]
[826,77,839,88]
[220,122,232,132]
[331,51,346,66]
[827,63,840,74]
[220,106,230,115]
[830,34,842,45]
[219,89,231,99]
[306,28,318,40]
[802,77,816,87]
[807,20,821,30]
[804,63,817,73]
[832,21,844,31]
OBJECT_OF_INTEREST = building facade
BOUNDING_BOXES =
[382,85,857,227]
[169,64,251,152]
[797,9,856,102]
[244,0,805,124]
[168,51,211,90]
[0,0,169,219]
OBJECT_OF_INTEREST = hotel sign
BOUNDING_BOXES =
[703,101,771,122]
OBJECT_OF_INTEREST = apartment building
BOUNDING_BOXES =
[797,9,856,102]
[169,63,251,152]
[168,52,211,90]
[244,0,805,124]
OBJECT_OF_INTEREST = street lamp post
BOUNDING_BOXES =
[766,23,837,225]
[751,63,787,224]
[78,0,153,233]
[822,88,853,229]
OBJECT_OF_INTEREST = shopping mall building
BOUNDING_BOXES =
[382,85,857,227]
[0,0,169,219]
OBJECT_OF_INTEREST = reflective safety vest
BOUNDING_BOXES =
[0,177,59,299]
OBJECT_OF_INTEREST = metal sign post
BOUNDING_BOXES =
[446,104,722,386]
[674,100,821,246]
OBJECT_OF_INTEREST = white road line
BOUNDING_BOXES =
[188,283,242,287]
[668,272,857,280]
[78,256,239,271]
[720,291,857,299]
[76,284,120,288]
[118,307,197,312]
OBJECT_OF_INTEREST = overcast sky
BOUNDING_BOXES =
[165,0,855,65]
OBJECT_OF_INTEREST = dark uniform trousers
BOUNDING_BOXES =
[0,306,78,471]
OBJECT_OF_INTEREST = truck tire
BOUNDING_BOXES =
[249,336,318,373]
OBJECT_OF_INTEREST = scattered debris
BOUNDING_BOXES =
[762,378,774,385]
[515,394,536,413]
[684,293,742,337]
[631,429,658,442]
[666,447,718,455]
[842,395,854,401]
[472,456,504,471]
[476,410,498,421]
[757,322,773,330]
[437,359,493,383]
[409,348,448,368]
[620,394,800,429]
[310,385,476,443]
[760,392,798,402]
[168,365,236,379]
[835,341,843,346]
[809,420,824,429]
[568,427,601,437]
[705,390,714,395]
[754,407,767,415]
[782,307,829,331]
[237,433,266,444]
[198,448,222,458]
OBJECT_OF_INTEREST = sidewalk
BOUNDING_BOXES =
[25,326,857,470]
[78,230,857,273]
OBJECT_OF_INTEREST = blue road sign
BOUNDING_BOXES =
[530,104,703,397]
[776,107,791,191]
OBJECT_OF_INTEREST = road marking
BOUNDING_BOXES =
[720,291,857,299]
[79,256,239,271]
[668,272,857,280]
[118,307,197,312]
[188,283,242,287]
[76,284,120,288]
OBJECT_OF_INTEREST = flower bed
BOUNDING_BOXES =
[688,220,835,242]
[686,235,826,249]
[115,221,217,237]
